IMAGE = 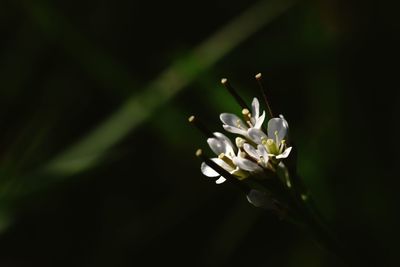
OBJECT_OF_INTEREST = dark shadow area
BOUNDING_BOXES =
[0,0,399,266]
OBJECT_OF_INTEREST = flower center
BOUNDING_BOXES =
[261,131,287,156]
[263,139,279,155]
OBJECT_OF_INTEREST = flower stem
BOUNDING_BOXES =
[255,73,274,119]
[276,163,351,265]
[221,78,250,110]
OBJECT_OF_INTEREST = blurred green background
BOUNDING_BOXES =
[0,0,399,266]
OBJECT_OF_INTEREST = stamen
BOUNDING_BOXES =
[255,73,274,118]
[274,130,279,145]
[261,138,268,146]
[264,138,279,155]
[279,139,286,153]
[188,115,214,138]
[218,153,236,168]
[236,119,244,129]
[242,108,250,116]
[221,78,250,110]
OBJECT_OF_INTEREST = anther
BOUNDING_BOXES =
[261,138,268,146]
[241,108,253,127]
[221,78,250,110]
[235,137,245,148]
[266,139,275,146]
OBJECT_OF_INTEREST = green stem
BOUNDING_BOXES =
[276,163,351,265]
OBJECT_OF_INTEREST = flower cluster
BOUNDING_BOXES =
[189,77,341,258]
[200,97,291,184]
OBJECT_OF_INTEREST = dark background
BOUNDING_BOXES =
[0,0,399,266]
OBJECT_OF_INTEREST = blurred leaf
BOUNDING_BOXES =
[41,0,297,176]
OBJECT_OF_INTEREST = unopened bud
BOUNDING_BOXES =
[195,149,203,157]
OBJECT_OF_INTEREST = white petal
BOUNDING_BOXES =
[207,132,235,156]
[213,132,236,155]
[279,114,289,129]
[215,176,227,184]
[254,111,266,129]
[243,143,259,160]
[233,157,262,172]
[267,117,288,143]
[223,125,248,137]
[276,147,292,159]
[207,138,225,156]
[257,145,269,165]
[251,97,260,119]
[220,113,247,129]
[213,132,234,147]
[256,145,268,159]
[201,162,220,177]
[248,128,267,144]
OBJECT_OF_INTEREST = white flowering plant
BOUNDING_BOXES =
[189,74,349,263]
[190,74,299,213]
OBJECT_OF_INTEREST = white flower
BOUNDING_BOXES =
[243,143,269,168]
[200,132,261,184]
[248,115,292,159]
[232,153,263,173]
[220,98,266,137]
